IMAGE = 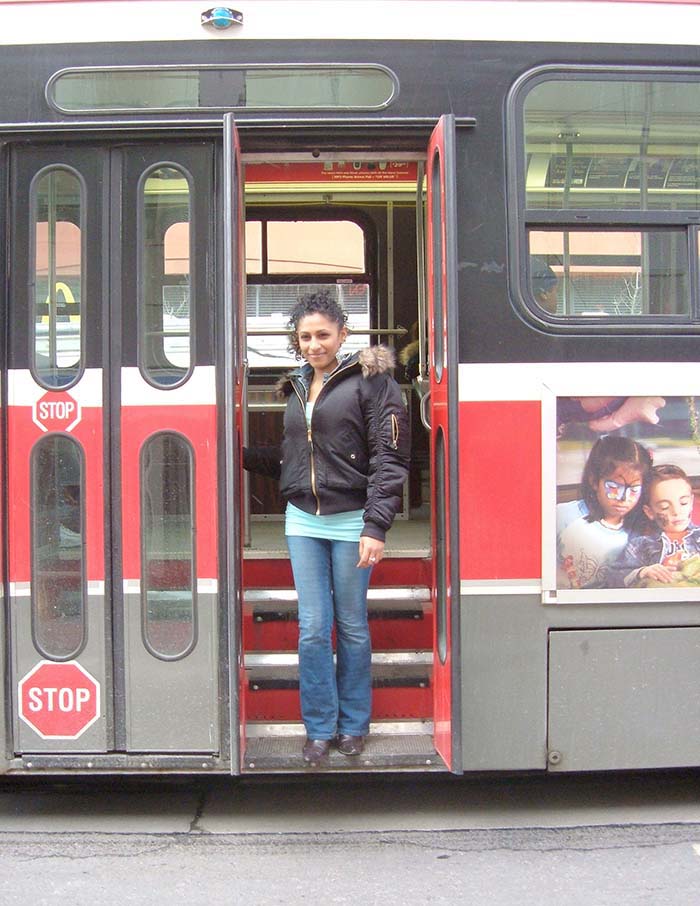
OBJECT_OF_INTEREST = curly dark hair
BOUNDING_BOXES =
[581,435,653,529]
[287,290,348,358]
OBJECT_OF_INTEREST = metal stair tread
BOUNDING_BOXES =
[245,586,431,604]
[242,732,445,772]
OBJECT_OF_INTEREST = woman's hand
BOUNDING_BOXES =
[358,537,385,569]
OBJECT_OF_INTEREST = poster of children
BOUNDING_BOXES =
[556,396,700,591]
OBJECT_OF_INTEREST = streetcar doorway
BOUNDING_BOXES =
[1,128,457,774]
[239,131,456,772]
[4,142,223,762]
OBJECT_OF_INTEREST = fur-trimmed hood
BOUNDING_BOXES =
[357,344,395,377]
[276,345,395,397]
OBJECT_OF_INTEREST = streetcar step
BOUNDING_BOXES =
[242,725,445,773]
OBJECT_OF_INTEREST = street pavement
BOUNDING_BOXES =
[0,771,699,904]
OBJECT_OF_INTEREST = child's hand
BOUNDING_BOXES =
[639,564,678,584]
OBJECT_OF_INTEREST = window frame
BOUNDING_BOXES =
[29,164,86,390]
[244,206,378,373]
[136,161,196,389]
[46,63,399,115]
[139,430,198,662]
[30,434,87,662]
[507,64,700,334]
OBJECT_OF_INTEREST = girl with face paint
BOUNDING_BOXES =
[557,436,653,589]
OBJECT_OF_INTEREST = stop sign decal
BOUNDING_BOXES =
[32,391,82,433]
[18,660,100,740]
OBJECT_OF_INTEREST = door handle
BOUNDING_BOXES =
[419,388,432,431]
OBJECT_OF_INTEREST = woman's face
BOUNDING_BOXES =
[296,312,347,372]
[593,463,643,525]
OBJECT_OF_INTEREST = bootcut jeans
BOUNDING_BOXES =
[286,535,372,740]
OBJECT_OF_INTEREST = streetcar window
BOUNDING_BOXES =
[31,435,86,660]
[515,70,700,326]
[139,165,193,386]
[430,148,445,381]
[266,221,364,275]
[141,433,196,660]
[47,65,397,114]
[528,229,689,317]
[524,78,700,212]
[245,217,371,368]
[31,167,83,388]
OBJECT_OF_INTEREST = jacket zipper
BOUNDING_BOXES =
[292,360,358,516]
[391,413,399,449]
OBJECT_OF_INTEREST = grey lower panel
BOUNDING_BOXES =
[461,592,700,773]
[460,594,548,772]
[11,591,109,754]
[549,627,700,772]
[124,591,219,753]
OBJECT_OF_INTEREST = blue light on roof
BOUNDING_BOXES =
[201,7,243,29]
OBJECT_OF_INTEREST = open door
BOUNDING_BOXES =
[426,115,461,772]
[222,113,247,773]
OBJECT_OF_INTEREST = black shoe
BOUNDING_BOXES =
[302,738,331,765]
[336,734,365,756]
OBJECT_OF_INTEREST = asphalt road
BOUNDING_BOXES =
[1,771,699,905]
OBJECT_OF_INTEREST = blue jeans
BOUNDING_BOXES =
[286,535,372,740]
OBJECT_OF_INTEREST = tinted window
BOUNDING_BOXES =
[31,167,83,387]
[517,72,700,326]
[140,165,192,385]
[31,435,85,659]
[141,433,196,660]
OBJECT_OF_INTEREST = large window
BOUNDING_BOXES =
[245,214,373,368]
[48,65,397,114]
[514,70,700,327]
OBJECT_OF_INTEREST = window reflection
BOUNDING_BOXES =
[525,79,700,211]
[528,229,689,317]
[245,218,370,368]
[141,433,195,659]
[32,167,83,387]
[31,435,85,659]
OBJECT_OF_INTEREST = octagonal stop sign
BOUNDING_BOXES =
[18,660,100,740]
[32,390,82,433]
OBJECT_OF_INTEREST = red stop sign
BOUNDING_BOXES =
[18,660,100,740]
[32,391,82,433]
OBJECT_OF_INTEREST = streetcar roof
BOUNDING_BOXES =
[3,0,700,47]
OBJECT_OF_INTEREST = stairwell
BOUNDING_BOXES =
[242,583,445,772]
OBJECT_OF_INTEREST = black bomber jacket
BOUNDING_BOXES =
[243,346,410,541]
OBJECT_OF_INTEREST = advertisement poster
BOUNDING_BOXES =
[556,396,700,592]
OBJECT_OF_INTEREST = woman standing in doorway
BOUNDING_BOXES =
[244,290,410,764]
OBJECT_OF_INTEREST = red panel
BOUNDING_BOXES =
[245,687,432,722]
[243,556,430,589]
[243,611,432,653]
[458,400,541,580]
[120,403,218,579]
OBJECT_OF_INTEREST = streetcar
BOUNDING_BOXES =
[2,0,700,776]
